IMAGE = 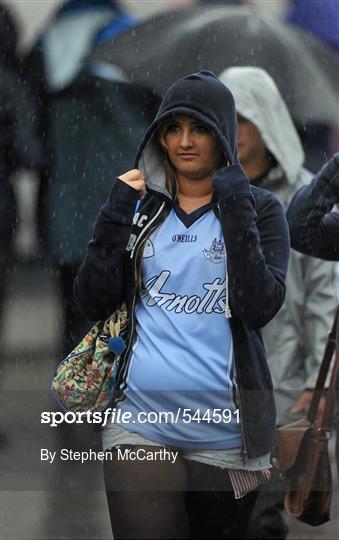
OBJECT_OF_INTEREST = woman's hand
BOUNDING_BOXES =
[118,169,146,197]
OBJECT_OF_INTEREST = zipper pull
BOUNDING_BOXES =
[241,448,248,466]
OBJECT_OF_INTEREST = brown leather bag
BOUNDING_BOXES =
[275,308,338,526]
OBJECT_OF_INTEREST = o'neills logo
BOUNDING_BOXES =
[141,271,227,314]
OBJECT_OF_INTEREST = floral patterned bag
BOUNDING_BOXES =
[52,305,128,413]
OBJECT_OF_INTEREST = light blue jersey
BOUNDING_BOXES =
[117,205,242,450]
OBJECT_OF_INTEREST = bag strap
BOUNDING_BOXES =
[321,342,339,430]
[307,305,338,429]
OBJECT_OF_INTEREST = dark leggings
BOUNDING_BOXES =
[104,445,258,539]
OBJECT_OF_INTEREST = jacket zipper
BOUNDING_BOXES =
[216,203,248,465]
[130,202,165,260]
[237,391,248,466]
[113,202,166,403]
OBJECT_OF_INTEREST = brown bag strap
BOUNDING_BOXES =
[307,305,338,428]
[321,343,339,430]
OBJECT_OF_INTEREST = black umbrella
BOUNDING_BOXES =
[89,5,339,126]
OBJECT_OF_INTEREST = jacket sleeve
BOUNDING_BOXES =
[286,153,339,260]
[301,256,336,389]
[73,177,138,321]
[213,164,290,329]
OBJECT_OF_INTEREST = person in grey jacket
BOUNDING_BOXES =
[219,66,336,539]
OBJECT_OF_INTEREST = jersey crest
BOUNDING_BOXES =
[202,238,225,264]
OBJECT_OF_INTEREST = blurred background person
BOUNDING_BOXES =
[22,0,138,357]
[0,1,42,449]
[38,66,159,357]
[23,0,134,95]
[0,3,42,340]
[219,66,336,539]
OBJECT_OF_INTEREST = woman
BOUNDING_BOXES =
[74,71,290,539]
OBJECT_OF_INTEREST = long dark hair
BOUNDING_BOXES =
[134,120,175,295]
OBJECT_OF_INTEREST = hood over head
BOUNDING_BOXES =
[135,71,239,199]
[219,66,304,185]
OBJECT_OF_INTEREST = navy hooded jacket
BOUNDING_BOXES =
[74,71,290,458]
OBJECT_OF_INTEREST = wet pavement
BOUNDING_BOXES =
[1,262,338,539]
